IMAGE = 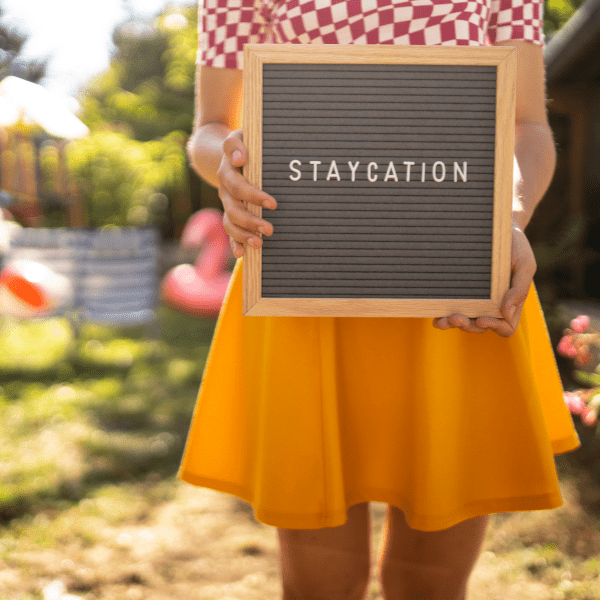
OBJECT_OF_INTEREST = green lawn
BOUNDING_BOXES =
[0,305,216,522]
[4,305,600,600]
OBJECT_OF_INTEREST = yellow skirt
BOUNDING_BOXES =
[178,257,580,531]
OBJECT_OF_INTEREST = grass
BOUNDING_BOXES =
[0,305,216,523]
[2,304,600,599]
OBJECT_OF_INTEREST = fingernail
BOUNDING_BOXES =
[507,305,516,321]
[232,150,242,163]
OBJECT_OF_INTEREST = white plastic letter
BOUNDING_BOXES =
[421,162,426,182]
[309,160,322,181]
[432,161,446,182]
[367,162,378,182]
[289,159,302,181]
[348,161,360,182]
[384,161,398,182]
[326,160,341,181]
[454,161,467,182]
[403,161,415,182]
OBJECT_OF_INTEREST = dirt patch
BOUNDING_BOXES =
[2,467,600,600]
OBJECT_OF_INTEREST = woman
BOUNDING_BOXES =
[179,0,580,598]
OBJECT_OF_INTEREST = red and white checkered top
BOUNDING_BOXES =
[198,0,544,69]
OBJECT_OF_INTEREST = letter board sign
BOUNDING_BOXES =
[242,44,515,317]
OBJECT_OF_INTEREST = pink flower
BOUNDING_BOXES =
[564,392,586,415]
[558,336,577,358]
[564,393,573,412]
[571,315,591,333]
[582,406,598,427]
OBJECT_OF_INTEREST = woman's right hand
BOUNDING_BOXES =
[218,129,277,258]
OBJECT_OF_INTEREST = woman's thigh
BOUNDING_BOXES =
[277,502,372,600]
[378,506,489,600]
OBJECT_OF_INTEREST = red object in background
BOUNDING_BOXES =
[0,267,49,309]
[160,209,233,317]
[0,259,73,318]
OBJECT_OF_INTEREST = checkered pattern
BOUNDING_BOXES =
[488,0,543,44]
[198,0,544,69]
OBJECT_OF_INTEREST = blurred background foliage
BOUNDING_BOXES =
[544,0,587,36]
[79,7,196,141]
[0,5,46,84]
[67,3,214,235]
[67,129,188,228]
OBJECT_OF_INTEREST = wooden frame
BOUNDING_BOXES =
[242,44,516,317]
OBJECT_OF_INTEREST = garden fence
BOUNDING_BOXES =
[2,226,159,332]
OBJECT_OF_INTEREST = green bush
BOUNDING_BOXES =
[67,129,188,228]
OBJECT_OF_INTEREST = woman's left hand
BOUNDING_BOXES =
[432,224,536,337]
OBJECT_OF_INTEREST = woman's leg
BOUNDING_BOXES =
[278,502,372,600]
[378,506,488,600]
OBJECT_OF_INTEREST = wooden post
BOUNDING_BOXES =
[547,83,591,296]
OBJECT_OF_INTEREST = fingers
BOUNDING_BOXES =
[501,237,536,324]
[229,236,245,259]
[219,129,277,257]
[221,187,273,236]
[433,226,536,338]
[433,315,488,334]
[223,210,263,249]
[493,226,536,335]
[474,316,516,337]
[433,313,517,337]
[219,150,276,211]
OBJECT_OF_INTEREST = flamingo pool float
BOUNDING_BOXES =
[160,208,233,317]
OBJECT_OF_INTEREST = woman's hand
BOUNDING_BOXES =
[218,129,277,258]
[432,224,536,337]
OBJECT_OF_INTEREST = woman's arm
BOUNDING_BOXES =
[187,65,277,257]
[498,40,557,230]
[433,40,555,337]
[187,65,242,188]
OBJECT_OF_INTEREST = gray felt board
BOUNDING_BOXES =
[260,63,497,299]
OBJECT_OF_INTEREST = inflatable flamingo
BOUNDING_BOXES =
[160,208,233,317]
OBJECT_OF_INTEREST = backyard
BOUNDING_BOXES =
[0,0,599,596]
[1,305,600,600]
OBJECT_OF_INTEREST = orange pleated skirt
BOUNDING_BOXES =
[178,257,580,531]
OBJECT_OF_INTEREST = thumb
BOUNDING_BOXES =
[502,260,533,323]
[223,130,246,168]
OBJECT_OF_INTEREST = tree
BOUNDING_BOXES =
[544,0,586,37]
[79,5,197,142]
[75,4,219,236]
[0,5,46,83]
[67,129,188,229]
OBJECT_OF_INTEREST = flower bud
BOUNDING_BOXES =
[571,315,591,333]
[564,392,586,415]
[558,336,577,358]
[582,406,598,427]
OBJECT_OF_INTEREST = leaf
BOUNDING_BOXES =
[574,371,600,388]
